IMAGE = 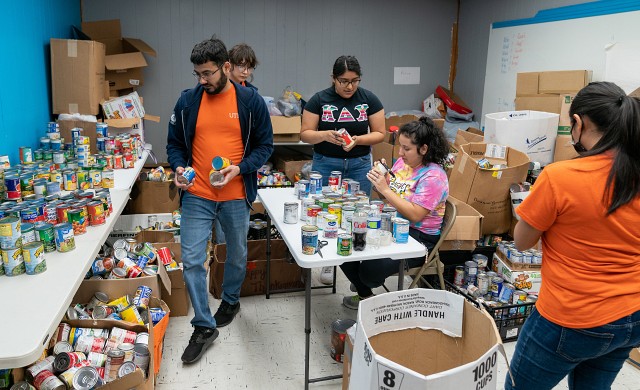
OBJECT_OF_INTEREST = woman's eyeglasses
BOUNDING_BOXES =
[335,78,361,87]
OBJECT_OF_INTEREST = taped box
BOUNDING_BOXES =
[349,289,507,390]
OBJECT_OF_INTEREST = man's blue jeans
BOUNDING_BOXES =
[506,308,640,390]
[180,192,250,329]
[312,153,372,196]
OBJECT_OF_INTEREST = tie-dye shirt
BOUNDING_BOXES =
[389,159,449,235]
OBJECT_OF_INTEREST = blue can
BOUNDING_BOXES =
[178,166,196,185]
[96,137,105,152]
[71,128,82,142]
[498,282,515,304]
[47,181,61,195]
[149,308,167,324]
[297,179,310,199]
[96,122,108,137]
[136,255,150,269]
[392,217,409,244]
[50,139,62,151]
[491,277,503,299]
[309,173,322,195]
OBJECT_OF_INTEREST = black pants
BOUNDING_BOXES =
[339,228,439,297]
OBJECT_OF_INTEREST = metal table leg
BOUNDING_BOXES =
[304,267,311,389]
[266,212,272,299]
[398,259,406,291]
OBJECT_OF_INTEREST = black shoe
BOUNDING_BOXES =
[214,300,240,328]
[181,326,219,364]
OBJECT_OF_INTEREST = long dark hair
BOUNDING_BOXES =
[398,117,449,168]
[569,81,640,214]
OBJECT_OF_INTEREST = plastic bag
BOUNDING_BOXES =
[276,86,302,117]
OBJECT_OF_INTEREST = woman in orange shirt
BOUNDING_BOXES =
[506,82,640,390]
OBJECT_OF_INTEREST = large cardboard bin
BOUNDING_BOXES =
[50,39,106,115]
[449,143,530,235]
[271,116,301,142]
[209,239,304,298]
[153,242,191,317]
[484,110,558,166]
[441,196,484,251]
[349,289,506,390]
[124,169,181,214]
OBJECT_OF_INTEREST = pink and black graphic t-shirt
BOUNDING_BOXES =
[304,86,383,158]
[390,159,449,235]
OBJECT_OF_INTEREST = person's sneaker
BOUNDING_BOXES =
[320,266,334,285]
[181,326,219,364]
[214,300,240,327]
[343,294,373,310]
[349,283,357,292]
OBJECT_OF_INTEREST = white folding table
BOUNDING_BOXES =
[257,188,426,389]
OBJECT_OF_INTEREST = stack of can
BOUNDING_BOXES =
[0,215,47,276]
[27,319,156,387]
[497,240,543,265]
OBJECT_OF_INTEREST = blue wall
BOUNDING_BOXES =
[0,1,80,166]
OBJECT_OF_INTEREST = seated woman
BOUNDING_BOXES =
[340,117,450,309]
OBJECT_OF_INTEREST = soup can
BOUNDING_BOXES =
[2,246,26,276]
[54,222,75,252]
[498,282,515,304]
[22,241,47,275]
[301,225,319,255]
[330,319,356,362]
[68,208,87,235]
[337,233,352,256]
[297,180,310,199]
[328,171,342,192]
[87,201,106,226]
[464,260,478,285]
[327,203,342,226]
[323,214,338,238]
[392,217,409,244]
[101,169,114,188]
[309,172,323,195]
[283,202,299,224]
[306,205,322,226]
[62,170,77,191]
[0,216,22,250]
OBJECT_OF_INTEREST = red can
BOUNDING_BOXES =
[126,264,143,278]
[123,152,133,169]
[105,154,114,170]
[96,367,105,379]
[56,203,72,223]
[113,154,123,169]
[157,247,172,266]
[87,201,106,226]
[34,370,65,389]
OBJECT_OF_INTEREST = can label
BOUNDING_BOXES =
[133,285,152,308]
[328,171,342,192]
[68,209,87,235]
[179,167,196,184]
[0,216,22,250]
[87,201,106,226]
[283,202,299,224]
[211,156,232,170]
[309,173,323,195]
[301,225,319,255]
[337,233,352,256]
[392,218,409,244]
[1,247,26,276]
[22,242,47,275]
[54,223,75,252]
[323,215,338,239]
[337,128,354,147]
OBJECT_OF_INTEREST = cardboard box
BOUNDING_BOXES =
[57,118,99,153]
[538,70,592,94]
[385,114,422,142]
[553,135,579,162]
[342,330,354,390]
[209,239,304,298]
[491,254,541,293]
[107,117,145,145]
[135,230,175,245]
[50,39,106,115]
[102,91,146,120]
[449,143,530,235]
[515,95,562,113]
[108,213,177,245]
[349,289,504,390]
[81,19,156,92]
[516,72,540,96]
[628,348,640,370]
[271,116,301,142]
[441,196,484,251]
[452,129,484,151]
[273,153,311,182]
[484,110,559,166]
[124,170,181,214]
[153,242,191,317]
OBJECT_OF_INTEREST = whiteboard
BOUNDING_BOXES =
[481,6,640,125]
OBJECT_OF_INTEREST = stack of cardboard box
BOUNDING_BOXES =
[515,70,592,162]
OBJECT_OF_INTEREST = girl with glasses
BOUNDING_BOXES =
[228,43,259,91]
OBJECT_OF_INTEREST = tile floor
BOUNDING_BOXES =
[156,270,640,389]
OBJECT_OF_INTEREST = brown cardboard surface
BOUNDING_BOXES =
[369,300,500,376]
[628,348,640,370]
[553,135,579,162]
[209,240,304,298]
[449,143,530,234]
[271,116,301,134]
[453,129,484,150]
[153,242,191,317]
[273,154,312,181]
[107,66,145,91]
[516,72,540,96]
[135,230,175,244]
[124,170,180,214]
[538,70,591,94]
[629,88,640,98]
[515,95,562,114]
[342,335,353,390]
[441,196,483,251]
[57,119,98,152]
[50,39,106,115]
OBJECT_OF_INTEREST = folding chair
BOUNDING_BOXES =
[383,199,457,291]
[407,198,457,289]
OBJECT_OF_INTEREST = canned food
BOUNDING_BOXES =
[1,246,26,276]
[101,169,114,188]
[306,204,322,226]
[454,266,465,287]
[0,216,22,250]
[87,201,105,226]
[26,355,56,381]
[72,366,104,389]
[327,203,342,226]
[498,282,516,303]
[297,179,310,199]
[330,318,356,362]
[22,241,47,275]
[67,208,87,235]
[178,166,196,184]
[105,349,125,382]
[75,335,106,354]
[309,172,323,195]
[211,156,232,170]
[283,202,299,224]
[33,370,65,390]
[328,171,342,192]
[132,285,152,309]
[53,351,87,373]
[337,233,352,256]
[117,343,135,363]
[392,217,409,244]
[20,146,33,164]
[21,222,37,244]
[323,214,338,239]
[301,225,319,255]
[120,305,144,325]
[477,272,489,295]
[54,223,75,252]
[132,344,150,372]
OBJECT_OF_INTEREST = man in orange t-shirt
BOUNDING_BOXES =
[505,82,640,390]
[167,36,273,364]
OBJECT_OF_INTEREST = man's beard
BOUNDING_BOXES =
[205,72,227,95]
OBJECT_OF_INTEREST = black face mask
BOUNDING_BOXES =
[570,124,588,153]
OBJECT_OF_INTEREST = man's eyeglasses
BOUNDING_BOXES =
[335,78,361,87]
[235,64,255,73]
[192,68,221,81]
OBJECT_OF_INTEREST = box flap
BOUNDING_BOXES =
[445,196,484,241]
[105,52,148,70]
[106,118,142,128]
[82,19,122,40]
[453,130,484,150]
[123,37,157,57]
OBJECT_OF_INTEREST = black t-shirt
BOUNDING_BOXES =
[304,86,383,158]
